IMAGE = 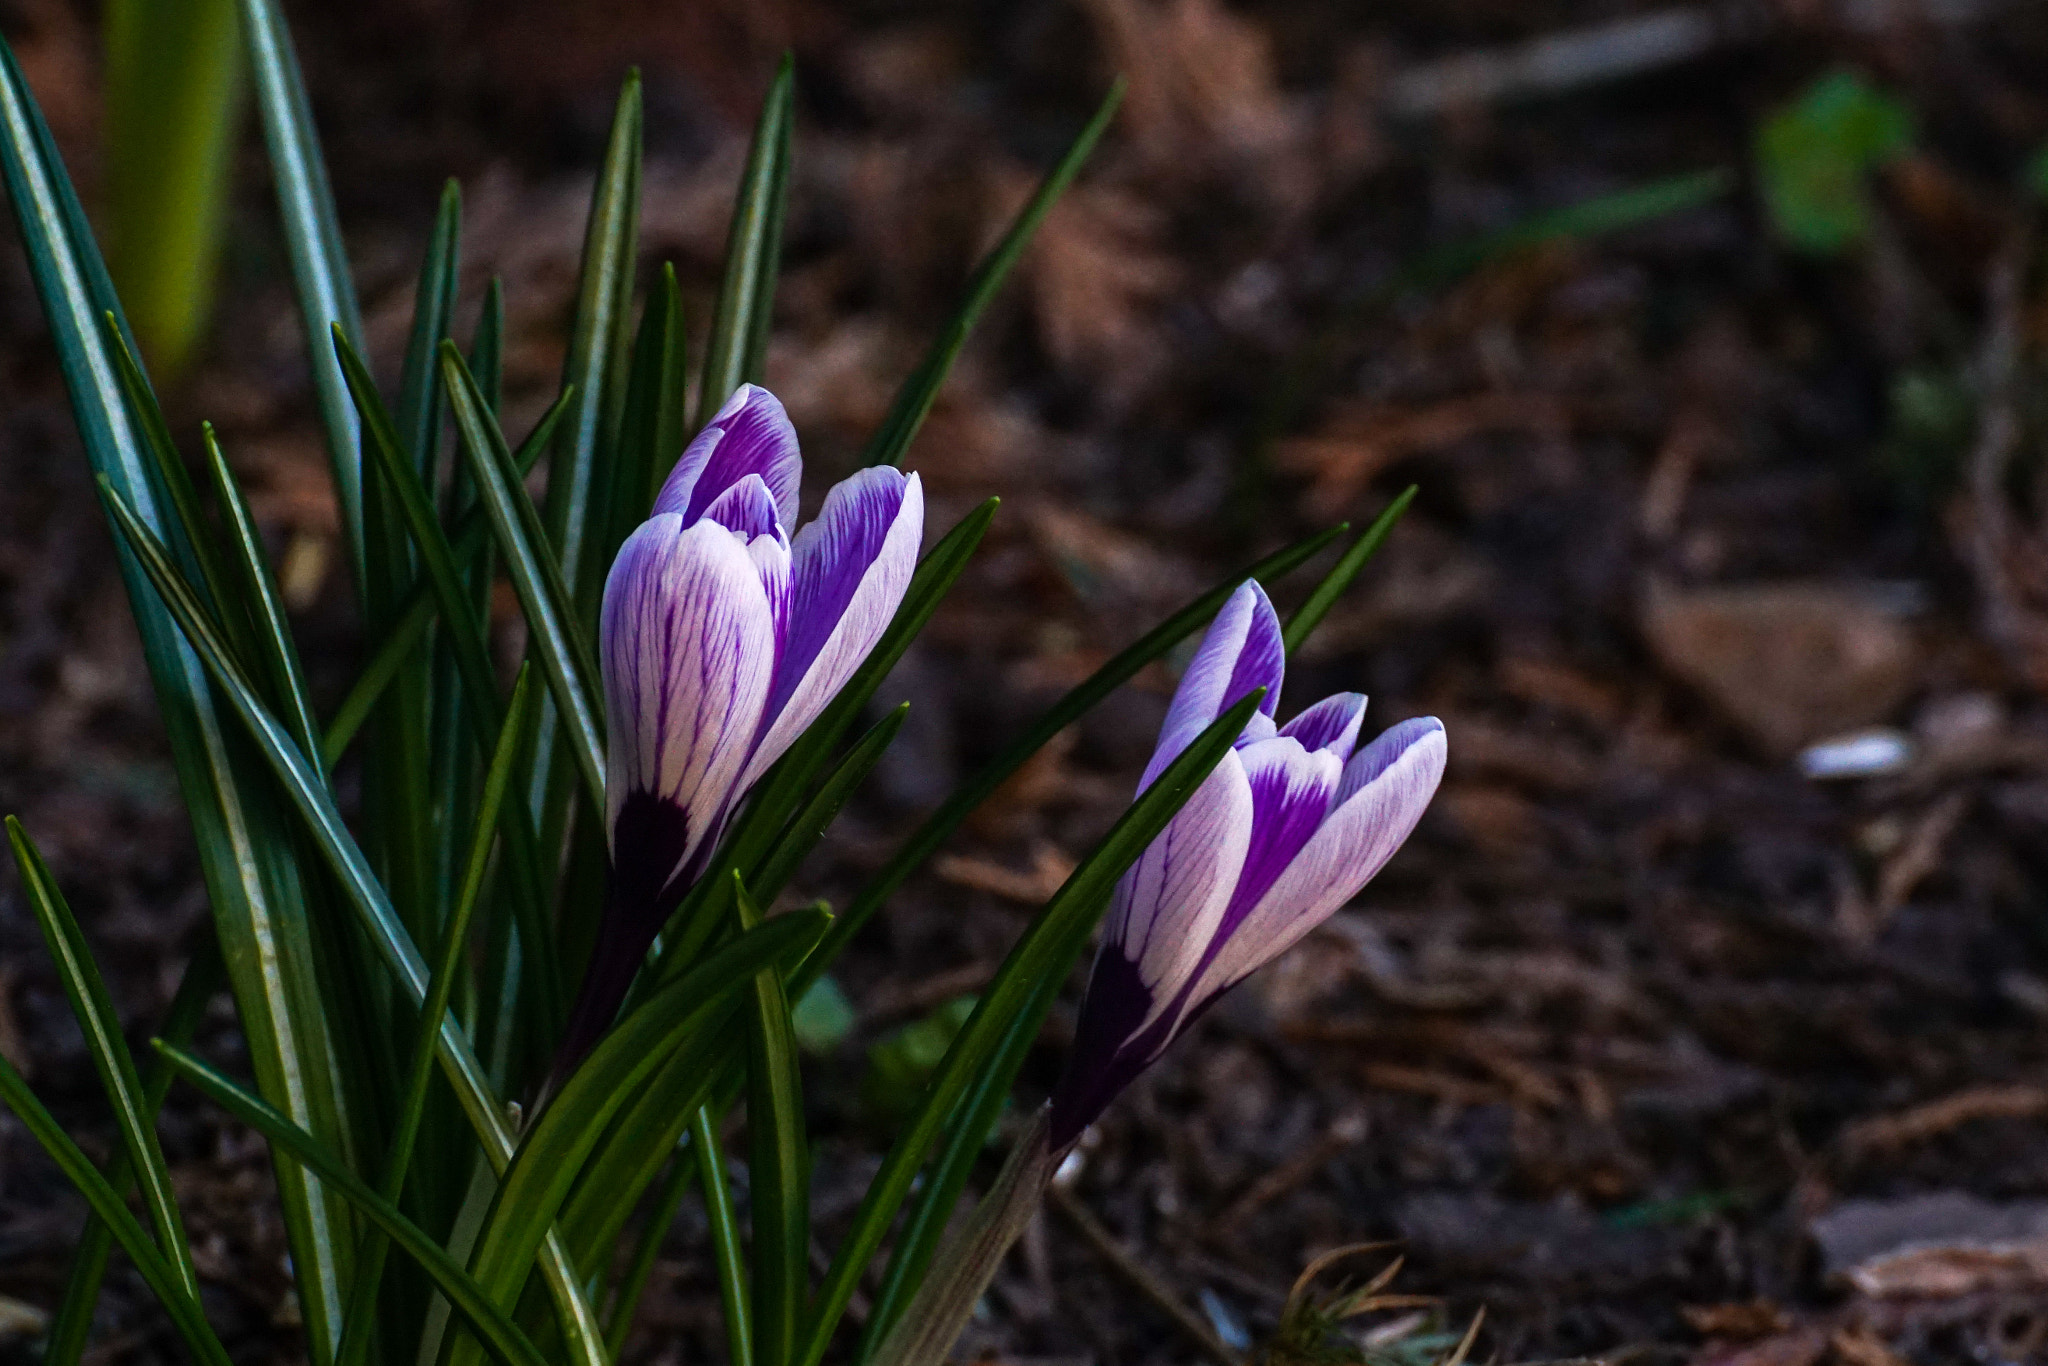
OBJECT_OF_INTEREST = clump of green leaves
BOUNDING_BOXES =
[0,8,1429,1366]
[1756,68,1914,254]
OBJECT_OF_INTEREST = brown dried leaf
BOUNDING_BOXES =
[1639,579,1919,757]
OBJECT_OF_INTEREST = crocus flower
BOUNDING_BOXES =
[561,384,923,1060]
[1049,581,1445,1147]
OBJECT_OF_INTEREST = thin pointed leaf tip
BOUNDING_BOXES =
[563,383,923,1059]
[1049,581,1446,1149]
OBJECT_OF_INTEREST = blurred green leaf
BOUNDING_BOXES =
[2025,142,2048,202]
[1757,69,1913,254]
[398,181,462,478]
[103,0,242,381]
[791,976,857,1056]
[861,996,976,1122]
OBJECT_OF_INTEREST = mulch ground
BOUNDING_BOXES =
[6,1,2048,1363]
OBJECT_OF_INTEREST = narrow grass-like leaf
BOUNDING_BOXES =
[156,1045,551,1366]
[321,386,575,766]
[0,32,355,1356]
[7,819,200,1302]
[398,180,461,477]
[612,263,686,551]
[44,938,222,1366]
[692,1110,755,1365]
[444,343,607,813]
[602,1138,703,1360]
[338,329,500,715]
[1282,487,1414,655]
[103,322,251,655]
[97,480,610,1366]
[858,990,1043,1359]
[343,317,561,1037]
[651,501,998,983]
[472,277,505,415]
[698,56,793,424]
[748,703,905,902]
[799,691,1267,1366]
[859,79,1122,469]
[455,909,830,1364]
[0,1053,231,1366]
[202,425,326,763]
[737,876,809,1366]
[239,0,368,585]
[548,72,642,612]
[797,521,1345,995]
[336,668,537,1366]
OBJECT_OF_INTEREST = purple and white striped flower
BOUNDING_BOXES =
[1049,582,1445,1147]
[563,384,923,1057]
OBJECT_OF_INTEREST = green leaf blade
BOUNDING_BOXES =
[7,819,201,1303]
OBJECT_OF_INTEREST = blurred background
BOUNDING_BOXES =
[6,0,2048,1362]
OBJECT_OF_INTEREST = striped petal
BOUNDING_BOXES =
[1217,735,1343,931]
[1141,580,1285,789]
[653,384,802,530]
[1187,717,1446,1006]
[1278,691,1367,762]
[734,466,923,791]
[600,514,779,907]
[1052,749,1253,1146]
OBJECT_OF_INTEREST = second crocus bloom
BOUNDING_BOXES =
[567,384,923,1058]
[1050,581,1445,1146]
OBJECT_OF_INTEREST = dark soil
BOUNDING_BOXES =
[5,1,2048,1363]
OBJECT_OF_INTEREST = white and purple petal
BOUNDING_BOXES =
[1188,716,1446,1006]
[1278,692,1367,762]
[1140,581,1285,789]
[1052,751,1252,1145]
[1219,736,1343,925]
[734,467,924,792]
[652,384,803,529]
[600,515,779,905]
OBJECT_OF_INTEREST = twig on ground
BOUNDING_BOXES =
[1386,0,2010,116]
[1839,1083,2048,1159]
[1048,1184,1242,1366]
